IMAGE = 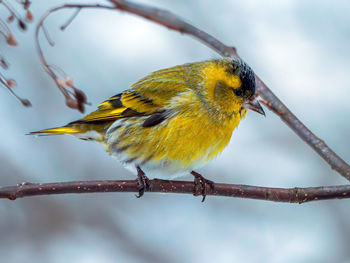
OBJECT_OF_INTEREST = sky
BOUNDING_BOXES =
[0,0,350,262]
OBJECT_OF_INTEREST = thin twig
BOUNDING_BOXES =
[1,180,350,204]
[41,23,55,46]
[0,70,31,106]
[2,0,21,21]
[0,0,31,105]
[60,7,81,31]
[35,4,114,113]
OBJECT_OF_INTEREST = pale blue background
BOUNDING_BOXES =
[0,0,350,262]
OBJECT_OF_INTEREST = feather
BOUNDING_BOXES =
[28,126,80,135]
[142,113,167,127]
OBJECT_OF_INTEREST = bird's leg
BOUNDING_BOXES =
[191,171,215,202]
[135,165,151,198]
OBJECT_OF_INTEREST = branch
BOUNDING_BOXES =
[1,180,350,203]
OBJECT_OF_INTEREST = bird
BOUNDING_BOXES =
[29,58,265,200]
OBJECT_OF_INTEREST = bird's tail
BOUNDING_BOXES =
[27,125,80,136]
[28,121,113,144]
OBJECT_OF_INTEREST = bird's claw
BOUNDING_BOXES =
[135,166,151,198]
[191,171,215,202]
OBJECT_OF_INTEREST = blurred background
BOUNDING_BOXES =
[1,0,350,262]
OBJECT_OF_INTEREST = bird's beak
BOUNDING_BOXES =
[242,98,265,116]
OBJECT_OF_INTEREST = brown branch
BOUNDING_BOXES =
[1,180,350,204]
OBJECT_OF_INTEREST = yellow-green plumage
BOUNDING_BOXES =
[31,58,258,178]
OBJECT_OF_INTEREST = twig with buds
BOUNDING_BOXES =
[0,0,33,106]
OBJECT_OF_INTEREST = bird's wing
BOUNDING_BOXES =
[29,63,201,136]
[78,64,196,123]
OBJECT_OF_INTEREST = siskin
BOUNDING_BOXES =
[30,58,265,199]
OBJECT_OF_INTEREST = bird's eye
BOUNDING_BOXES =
[233,88,243,97]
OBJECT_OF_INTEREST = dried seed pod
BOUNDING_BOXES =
[66,97,78,109]
[7,79,17,88]
[21,99,32,107]
[18,20,27,31]
[23,0,31,10]
[26,10,34,22]
[0,58,9,69]
[56,78,66,87]
[65,77,74,88]
[7,33,18,46]
[7,14,15,23]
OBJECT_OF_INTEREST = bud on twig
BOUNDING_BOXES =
[7,14,15,23]
[18,20,27,31]
[7,79,17,88]
[0,58,9,69]
[7,33,18,46]
[56,78,66,88]
[65,97,78,109]
[26,10,33,22]
[20,99,31,107]
[65,77,74,88]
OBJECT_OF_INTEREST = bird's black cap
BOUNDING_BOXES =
[232,59,256,99]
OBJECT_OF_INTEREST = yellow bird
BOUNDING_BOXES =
[30,58,264,199]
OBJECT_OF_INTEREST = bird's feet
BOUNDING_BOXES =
[191,171,215,202]
[135,166,152,198]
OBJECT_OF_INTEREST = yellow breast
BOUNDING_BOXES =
[107,90,246,171]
